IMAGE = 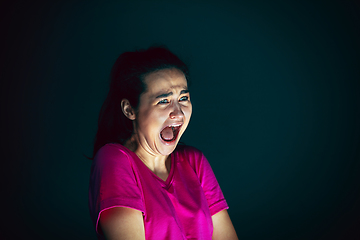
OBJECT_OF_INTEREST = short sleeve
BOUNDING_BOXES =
[183,146,229,216]
[88,144,145,234]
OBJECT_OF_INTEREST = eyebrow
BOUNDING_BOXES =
[155,89,189,99]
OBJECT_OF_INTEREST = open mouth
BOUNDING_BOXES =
[160,124,182,143]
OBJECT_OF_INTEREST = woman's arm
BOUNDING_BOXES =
[99,207,145,240]
[212,209,238,240]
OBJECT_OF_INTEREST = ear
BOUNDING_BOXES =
[121,99,136,120]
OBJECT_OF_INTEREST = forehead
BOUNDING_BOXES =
[143,68,188,96]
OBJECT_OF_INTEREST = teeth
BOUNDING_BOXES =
[169,123,182,127]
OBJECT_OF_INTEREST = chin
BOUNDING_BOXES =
[158,144,177,156]
[157,137,181,156]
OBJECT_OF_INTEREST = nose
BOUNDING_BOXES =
[169,102,184,120]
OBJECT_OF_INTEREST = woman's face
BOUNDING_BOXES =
[133,68,192,156]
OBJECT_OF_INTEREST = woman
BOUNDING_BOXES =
[89,46,238,240]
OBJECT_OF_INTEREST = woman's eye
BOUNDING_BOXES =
[179,96,189,101]
[158,99,169,104]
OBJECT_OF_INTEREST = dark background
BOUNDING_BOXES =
[1,1,360,239]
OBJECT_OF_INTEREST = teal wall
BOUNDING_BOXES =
[2,1,360,239]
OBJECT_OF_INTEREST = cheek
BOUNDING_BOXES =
[136,109,154,131]
[185,105,192,120]
[138,109,165,131]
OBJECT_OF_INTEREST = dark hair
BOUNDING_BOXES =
[91,46,189,158]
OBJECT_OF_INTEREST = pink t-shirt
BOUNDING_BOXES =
[88,143,228,239]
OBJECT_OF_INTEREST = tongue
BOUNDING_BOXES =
[161,127,174,141]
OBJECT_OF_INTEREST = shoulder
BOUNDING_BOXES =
[96,143,131,157]
[175,145,219,187]
[174,144,209,170]
[94,143,134,168]
[175,144,205,159]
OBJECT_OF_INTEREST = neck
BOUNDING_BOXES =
[124,136,171,181]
